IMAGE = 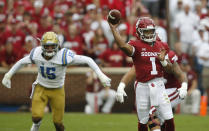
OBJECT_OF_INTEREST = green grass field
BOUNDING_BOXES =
[0,113,209,131]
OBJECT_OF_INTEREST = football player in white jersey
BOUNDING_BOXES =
[2,32,111,131]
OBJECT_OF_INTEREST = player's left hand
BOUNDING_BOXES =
[157,48,166,61]
[99,74,111,87]
[178,82,188,99]
[116,82,127,103]
[2,73,12,89]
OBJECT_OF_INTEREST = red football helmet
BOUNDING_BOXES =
[136,17,156,43]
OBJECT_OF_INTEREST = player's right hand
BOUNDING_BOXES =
[99,74,111,87]
[2,73,12,89]
[116,82,127,103]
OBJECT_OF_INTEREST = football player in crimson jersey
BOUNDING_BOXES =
[109,17,176,131]
[116,50,188,131]
[2,32,111,131]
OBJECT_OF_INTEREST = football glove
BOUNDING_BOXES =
[2,73,12,89]
[178,82,188,99]
[99,74,111,87]
[116,82,127,103]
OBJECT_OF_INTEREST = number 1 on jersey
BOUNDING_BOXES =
[150,57,158,75]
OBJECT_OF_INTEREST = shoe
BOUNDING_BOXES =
[30,123,40,131]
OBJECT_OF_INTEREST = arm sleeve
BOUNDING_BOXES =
[127,40,135,57]
[7,55,32,76]
[69,55,105,77]
[163,42,170,54]
[168,51,178,64]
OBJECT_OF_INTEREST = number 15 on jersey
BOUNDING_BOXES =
[40,66,56,79]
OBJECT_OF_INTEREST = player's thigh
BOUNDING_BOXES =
[166,88,181,108]
[49,87,65,123]
[158,88,173,120]
[135,84,150,124]
[31,84,48,118]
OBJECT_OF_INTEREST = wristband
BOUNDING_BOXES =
[160,59,168,67]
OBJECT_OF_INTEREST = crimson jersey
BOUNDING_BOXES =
[164,51,181,89]
[128,39,169,82]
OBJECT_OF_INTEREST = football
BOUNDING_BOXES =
[107,9,121,25]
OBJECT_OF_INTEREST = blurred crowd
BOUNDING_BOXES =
[0,0,209,113]
[0,0,168,68]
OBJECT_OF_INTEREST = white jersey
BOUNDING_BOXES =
[30,46,75,88]
[6,46,110,89]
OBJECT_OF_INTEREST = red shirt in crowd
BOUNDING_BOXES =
[99,48,124,67]
[64,35,84,55]
[0,48,18,66]
[4,29,26,49]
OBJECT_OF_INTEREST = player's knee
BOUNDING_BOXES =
[148,116,161,131]
[54,123,65,131]
[32,117,42,124]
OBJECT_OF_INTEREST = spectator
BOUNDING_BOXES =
[153,16,167,43]
[17,35,37,60]
[192,25,208,56]
[81,19,95,56]
[118,23,130,42]
[170,0,184,27]
[196,40,209,106]
[87,4,114,46]
[174,2,199,55]
[62,24,84,55]
[0,40,18,68]
[0,0,7,20]
[21,11,38,35]
[14,1,25,22]
[0,17,6,51]
[52,24,64,46]
[141,0,160,17]
[99,41,124,67]
[90,27,109,60]
[37,15,53,38]
[72,13,82,33]
[191,25,208,95]
[174,42,190,64]
[84,70,116,114]
[32,0,49,24]
[180,59,201,115]
[61,11,73,32]
[4,18,26,50]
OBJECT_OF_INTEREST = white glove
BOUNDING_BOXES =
[2,73,12,89]
[178,82,188,99]
[116,82,127,103]
[99,74,111,87]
